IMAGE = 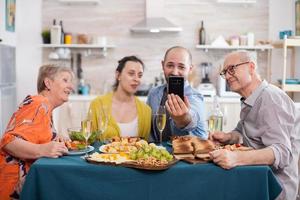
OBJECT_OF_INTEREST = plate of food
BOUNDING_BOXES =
[99,137,147,153]
[67,145,95,156]
[86,152,132,164]
[89,140,177,170]
[66,127,95,155]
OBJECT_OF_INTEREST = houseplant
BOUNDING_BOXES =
[41,29,50,44]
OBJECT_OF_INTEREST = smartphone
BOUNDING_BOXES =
[168,76,184,100]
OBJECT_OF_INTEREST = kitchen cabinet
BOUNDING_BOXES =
[272,37,300,92]
[53,95,97,137]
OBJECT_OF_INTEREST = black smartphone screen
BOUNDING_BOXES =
[168,76,184,100]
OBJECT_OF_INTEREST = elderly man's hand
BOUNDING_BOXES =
[210,149,239,170]
[209,131,231,144]
[165,94,191,128]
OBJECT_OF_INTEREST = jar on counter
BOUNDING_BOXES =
[64,33,72,44]
[230,36,239,46]
[247,32,255,46]
[240,35,247,46]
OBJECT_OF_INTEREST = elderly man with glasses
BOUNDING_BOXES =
[210,50,300,200]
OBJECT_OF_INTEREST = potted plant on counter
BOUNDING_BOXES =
[41,29,50,44]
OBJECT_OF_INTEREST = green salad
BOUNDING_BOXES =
[129,143,173,162]
[69,130,98,144]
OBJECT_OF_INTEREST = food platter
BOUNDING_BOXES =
[121,159,178,170]
[86,153,178,171]
[67,145,94,156]
[99,143,137,153]
[98,137,147,153]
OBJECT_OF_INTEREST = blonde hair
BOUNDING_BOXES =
[37,64,73,93]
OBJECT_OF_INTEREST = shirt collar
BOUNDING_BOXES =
[242,80,268,107]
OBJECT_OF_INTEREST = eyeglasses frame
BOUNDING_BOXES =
[219,61,250,79]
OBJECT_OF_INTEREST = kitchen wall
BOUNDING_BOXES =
[0,0,16,46]
[42,0,271,94]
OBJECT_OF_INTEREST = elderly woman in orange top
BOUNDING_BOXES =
[0,64,74,199]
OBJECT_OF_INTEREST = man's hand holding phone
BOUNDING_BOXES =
[166,76,192,128]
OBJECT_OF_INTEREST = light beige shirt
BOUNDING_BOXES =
[234,80,300,200]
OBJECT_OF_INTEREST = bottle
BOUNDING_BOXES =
[59,20,65,44]
[50,19,61,44]
[78,78,90,95]
[208,95,223,132]
[199,20,206,45]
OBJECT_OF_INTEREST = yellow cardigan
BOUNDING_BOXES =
[89,92,152,141]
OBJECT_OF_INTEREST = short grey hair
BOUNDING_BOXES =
[226,50,258,68]
[37,64,73,93]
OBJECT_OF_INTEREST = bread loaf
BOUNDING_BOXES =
[172,136,215,155]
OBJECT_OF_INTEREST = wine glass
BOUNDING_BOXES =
[81,109,92,157]
[155,105,166,145]
[96,104,109,143]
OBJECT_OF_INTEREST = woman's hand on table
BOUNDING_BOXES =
[40,141,68,158]
[54,134,70,143]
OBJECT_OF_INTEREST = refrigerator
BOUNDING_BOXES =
[0,44,17,137]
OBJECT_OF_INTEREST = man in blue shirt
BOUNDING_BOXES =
[147,46,207,142]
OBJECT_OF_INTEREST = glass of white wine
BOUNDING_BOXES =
[155,105,166,145]
[81,110,92,157]
[96,104,108,142]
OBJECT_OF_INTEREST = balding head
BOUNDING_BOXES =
[164,46,192,65]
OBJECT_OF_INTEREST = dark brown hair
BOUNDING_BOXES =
[112,56,145,91]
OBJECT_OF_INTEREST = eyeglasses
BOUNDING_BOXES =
[219,61,250,79]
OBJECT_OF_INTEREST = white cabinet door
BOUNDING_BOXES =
[53,101,91,137]
[204,101,241,132]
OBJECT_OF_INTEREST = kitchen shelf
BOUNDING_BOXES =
[216,0,256,3]
[195,44,273,51]
[59,0,100,5]
[41,44,115,49]
[281,84,300,92]
[278,37,300,94]
[41,44,115,58]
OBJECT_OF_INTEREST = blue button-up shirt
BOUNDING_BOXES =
[147,82,207,141]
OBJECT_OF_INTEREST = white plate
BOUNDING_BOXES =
[99,144,120,153]
[67,145,95,156]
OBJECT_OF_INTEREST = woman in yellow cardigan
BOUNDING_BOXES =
[89,56,152,141]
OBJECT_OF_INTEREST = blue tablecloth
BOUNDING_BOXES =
[20,153,282,200]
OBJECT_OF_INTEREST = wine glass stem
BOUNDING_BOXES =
[85,139,88,157]
[159,130,162,145]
